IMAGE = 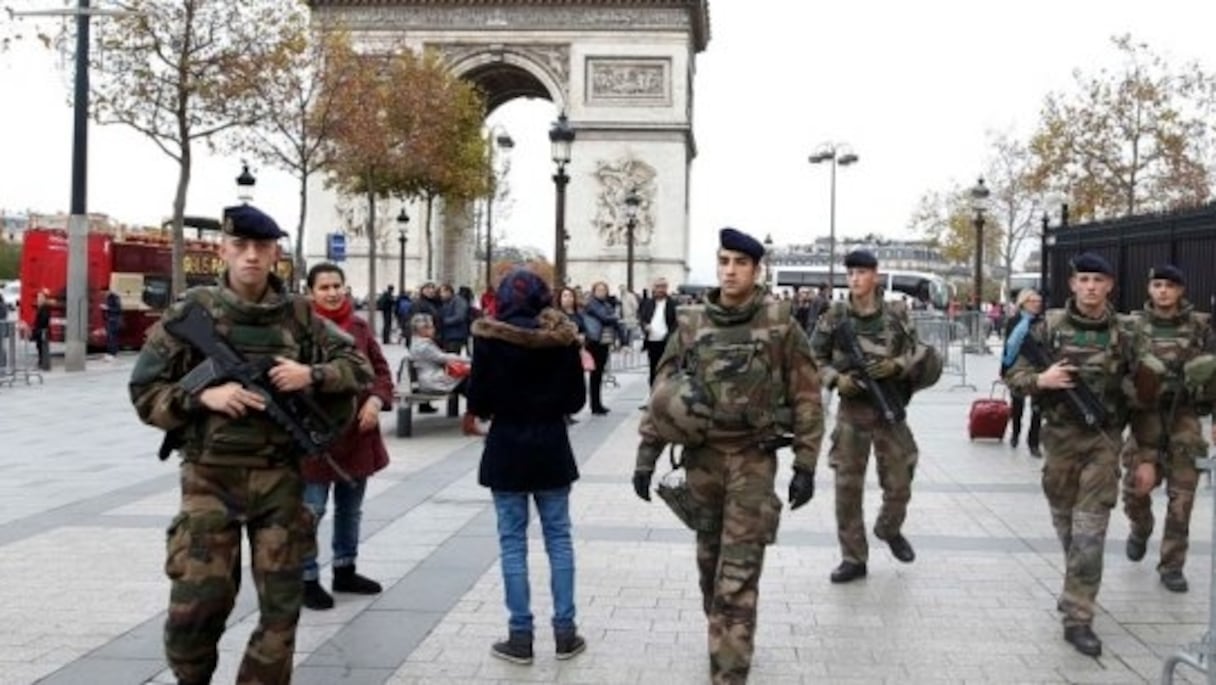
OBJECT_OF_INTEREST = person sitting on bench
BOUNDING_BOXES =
[408,313,483,436]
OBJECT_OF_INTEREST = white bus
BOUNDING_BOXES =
[770,265,952,310]
[1007,272,1042,302]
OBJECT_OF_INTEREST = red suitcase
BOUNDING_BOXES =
[969,382,1010,441]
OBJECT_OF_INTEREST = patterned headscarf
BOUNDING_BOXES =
[495,269,552,329]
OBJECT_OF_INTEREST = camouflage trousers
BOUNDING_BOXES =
[1040,423,1121,628]
[164,462,312,685]
[829,402,919,564]
[1122,410,1204,573]
[685,444,782,685]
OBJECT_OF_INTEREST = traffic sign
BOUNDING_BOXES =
[326,233,347,262]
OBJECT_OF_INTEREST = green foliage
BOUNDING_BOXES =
[907,185,1004,266]
[0,240,20,280]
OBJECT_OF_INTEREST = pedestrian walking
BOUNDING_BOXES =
[638,276,677,389]
[32,290,51,371]
[468,268,589,665]
[376,285,396,344]
[103,288,123,359]
[1001,288,1044,457]
[128,204,371,685]
[1122,265,1213,594]
[634,228,825,684]
[1003,252,1132,657]
[301,262,393,611]
[582,281,624,415]
[810,250,929,583]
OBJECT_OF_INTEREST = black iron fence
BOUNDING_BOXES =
[1042,202,1216,313]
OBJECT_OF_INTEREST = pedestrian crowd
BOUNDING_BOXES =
[125,204,1216,685]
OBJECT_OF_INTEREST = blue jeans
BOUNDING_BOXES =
[492,487,576,634]
[301,478,368,581]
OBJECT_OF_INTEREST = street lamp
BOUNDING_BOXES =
[763,233,774,292]
[396,208,410,294]
[623,186,641,293]
[236,161,256,204]
[549,112,575,286]
[485,131,514,291]
[969,176,991,311]
[808,143,859,296]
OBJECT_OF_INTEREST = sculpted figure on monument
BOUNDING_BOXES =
[593,158,657,247]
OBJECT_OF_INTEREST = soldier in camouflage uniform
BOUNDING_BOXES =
[810,249,922,584]
[1122,264,1213,593]
[1004,252,1132,657]
[633,228,824,685]
[129,205,371,685]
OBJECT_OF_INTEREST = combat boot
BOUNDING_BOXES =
[555,628,587,660]
[303,579,334,610]
[830,561,867,583]
[333,565,382,595]
[491,630,533,665]
[875,529,916,563]
[1063,625,1102,657]
[1161,569,1189,593]
[1126,535,1147,562]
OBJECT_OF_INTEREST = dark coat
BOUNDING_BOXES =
[302,316,393,482]
[469,308,586,492]
[638,295,677,340]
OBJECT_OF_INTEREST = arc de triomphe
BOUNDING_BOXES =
[304,0,710,295]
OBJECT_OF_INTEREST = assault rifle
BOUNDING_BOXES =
[834,317,906,424]
[1017,334,1106,428]
[157,303,345,472]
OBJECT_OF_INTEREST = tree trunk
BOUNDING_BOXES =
[366,189,377,335]
[170,143,191,298]
[295,167,308,288]
[424,193,434,281]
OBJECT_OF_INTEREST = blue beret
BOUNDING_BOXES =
[719,227,764,261]
[1070,252,1114,277]
[1149,264,1185,286]
[844,249,878,269]
[222,205,286,240]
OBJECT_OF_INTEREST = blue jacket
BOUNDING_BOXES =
[582,296,623,345]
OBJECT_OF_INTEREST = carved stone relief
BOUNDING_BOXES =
[594,158,658,247]
[586,58,670,104]
[317,6,690,33]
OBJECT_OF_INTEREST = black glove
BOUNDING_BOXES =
[632,470,653,502]
[788,468,815,510]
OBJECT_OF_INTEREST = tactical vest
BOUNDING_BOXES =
[1128,303,1211,409]
[646,295,792,446]
[173,283,322,467]
[1040,304,1129,426]
[824,300,938,398]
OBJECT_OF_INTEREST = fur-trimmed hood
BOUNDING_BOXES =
[472,307,578,348]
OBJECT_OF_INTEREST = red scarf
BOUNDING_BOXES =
[314,296,355,332]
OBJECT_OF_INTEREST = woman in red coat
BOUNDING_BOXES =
[302,263,394,610]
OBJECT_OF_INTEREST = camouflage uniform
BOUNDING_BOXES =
[1122,301,1212,575]
[1004,299,1131,628]
[130,276,370,685]
[637,286,824,685]
[810,299,920,565]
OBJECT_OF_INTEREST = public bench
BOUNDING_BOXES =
[394,351,460,438]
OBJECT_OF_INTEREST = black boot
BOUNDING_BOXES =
[875,529,916,563]
[1126,535,1147,562]
[1161,569,1189,593]
[417,402,438,414]
[830,561,867,583]
[555,628,587,660]
[1063,625,1102,657]
[303,579,334,610]
[332,565,382,595]
[491,630,533,665]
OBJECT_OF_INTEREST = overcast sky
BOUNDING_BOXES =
[1,0,1214,284]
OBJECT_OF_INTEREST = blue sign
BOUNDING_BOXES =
[326,233,347,262]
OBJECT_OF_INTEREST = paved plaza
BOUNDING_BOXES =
[0,346,1214,684]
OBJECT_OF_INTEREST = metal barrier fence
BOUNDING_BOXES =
[1160,453,1216,684]
[909,312,975,390]
[0,320,44,388]
[603,341,647,389]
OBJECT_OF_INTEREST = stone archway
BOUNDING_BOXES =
[304,0,710,295]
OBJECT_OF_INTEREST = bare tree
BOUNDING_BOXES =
[986,131,1043,296]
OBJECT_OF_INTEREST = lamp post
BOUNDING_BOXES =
[236,161,256,205]
[396,208,409,294]
[969,177,991,310]
[549,113,575,286]
[485,132,515,291]
[808,143,858,296]
[623,187,641,293]
[763,233,774,292]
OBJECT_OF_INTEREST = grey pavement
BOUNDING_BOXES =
[0,343,1214,684]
